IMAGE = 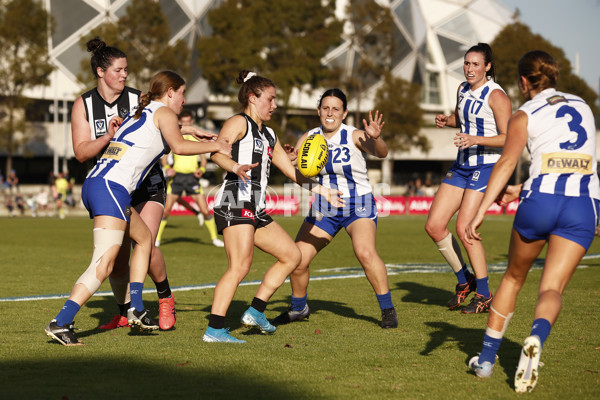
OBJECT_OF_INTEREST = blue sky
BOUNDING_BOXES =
[500,0,600,94]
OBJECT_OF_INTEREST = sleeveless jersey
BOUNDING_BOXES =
[87,101,167,194]
[214,113,277,212]
[173,136,201,174]
[520,88,600,199]
[81,86,141,163]
[456,79,505,167]
[309,123,371,197]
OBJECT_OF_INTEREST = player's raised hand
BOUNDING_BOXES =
[363,110,385,140]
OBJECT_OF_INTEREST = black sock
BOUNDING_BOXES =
[119,302,131,317]
[208,314,226,329]
[251,297,267,313]
[154,278,172,299]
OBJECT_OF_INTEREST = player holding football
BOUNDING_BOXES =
[202,71,343,343]
[425,43,512,314]
[465,50,600,392]
[275,88,398,329]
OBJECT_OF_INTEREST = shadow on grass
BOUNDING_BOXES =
[421,321,522,385]
[394,281,454,307]
[159,236,215,246]
[269,298,380,327]
[1,358,303,400]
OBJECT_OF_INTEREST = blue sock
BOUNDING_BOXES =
[462,264,472,281]
[291,294,307,311]
[476,277,490,298]
[55,300,81,327]
[455,264,469,285]
[530,318,552,347]
[130,282,145,312]
[376,291,393,310]
[478,333,502,364]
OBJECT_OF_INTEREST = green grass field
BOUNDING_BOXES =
[1,215,599,399]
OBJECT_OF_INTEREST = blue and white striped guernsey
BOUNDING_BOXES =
[86,101,167,194]
[456,79,505,167]
[308,123,371,198]
[520,88,600,199]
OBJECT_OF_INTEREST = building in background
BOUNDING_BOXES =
[9,0,515,184]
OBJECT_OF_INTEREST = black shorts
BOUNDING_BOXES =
[213,202,273,234]
[131,164,166,207]
[169,173,202,196]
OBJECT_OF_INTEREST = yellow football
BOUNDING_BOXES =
[298,134,329,177]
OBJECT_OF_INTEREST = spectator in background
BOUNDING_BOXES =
[414,178,424,196]
[15,192,25,216]
[422,178,436,197]
[36,187,50,217]
[6,169,19,194]
[406,179,417,196]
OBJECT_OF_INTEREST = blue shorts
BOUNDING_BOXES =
[514,191,599,250]
[443,163,494,192]
[305,193,377,237]
[82,178,132,222]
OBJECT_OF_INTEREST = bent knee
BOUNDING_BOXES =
[425,221,447,241]
[288,246,302,269]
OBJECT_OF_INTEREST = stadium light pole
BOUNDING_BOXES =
[52,70,59,176]
[62,95,68,173]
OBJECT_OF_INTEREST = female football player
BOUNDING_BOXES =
[425,43,512,313]
[465,50,600,392]
[45,70,230,345]
[203,71,343,343]
[274,88,397,329]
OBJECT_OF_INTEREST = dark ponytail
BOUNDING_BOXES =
[236,70,275,110]
[465,43,495,81]
[86,37,127,78]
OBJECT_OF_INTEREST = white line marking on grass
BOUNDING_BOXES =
[2,254,597,303]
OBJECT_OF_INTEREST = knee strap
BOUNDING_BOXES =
[435,232,465,273]
[75,228,125,294]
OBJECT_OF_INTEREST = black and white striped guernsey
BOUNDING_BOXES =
[215,113,277,212]
[81,86,141,140]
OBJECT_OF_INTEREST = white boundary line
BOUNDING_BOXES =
[2,254,598,303]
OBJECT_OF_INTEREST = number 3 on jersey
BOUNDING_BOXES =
[331,147,350,163]
[558,105,587,150]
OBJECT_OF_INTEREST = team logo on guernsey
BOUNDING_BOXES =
[119,106,130,118]
[267,147,273,158]
[95,119,107,136]
[242,209,255,220]
[254,138,264,153]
